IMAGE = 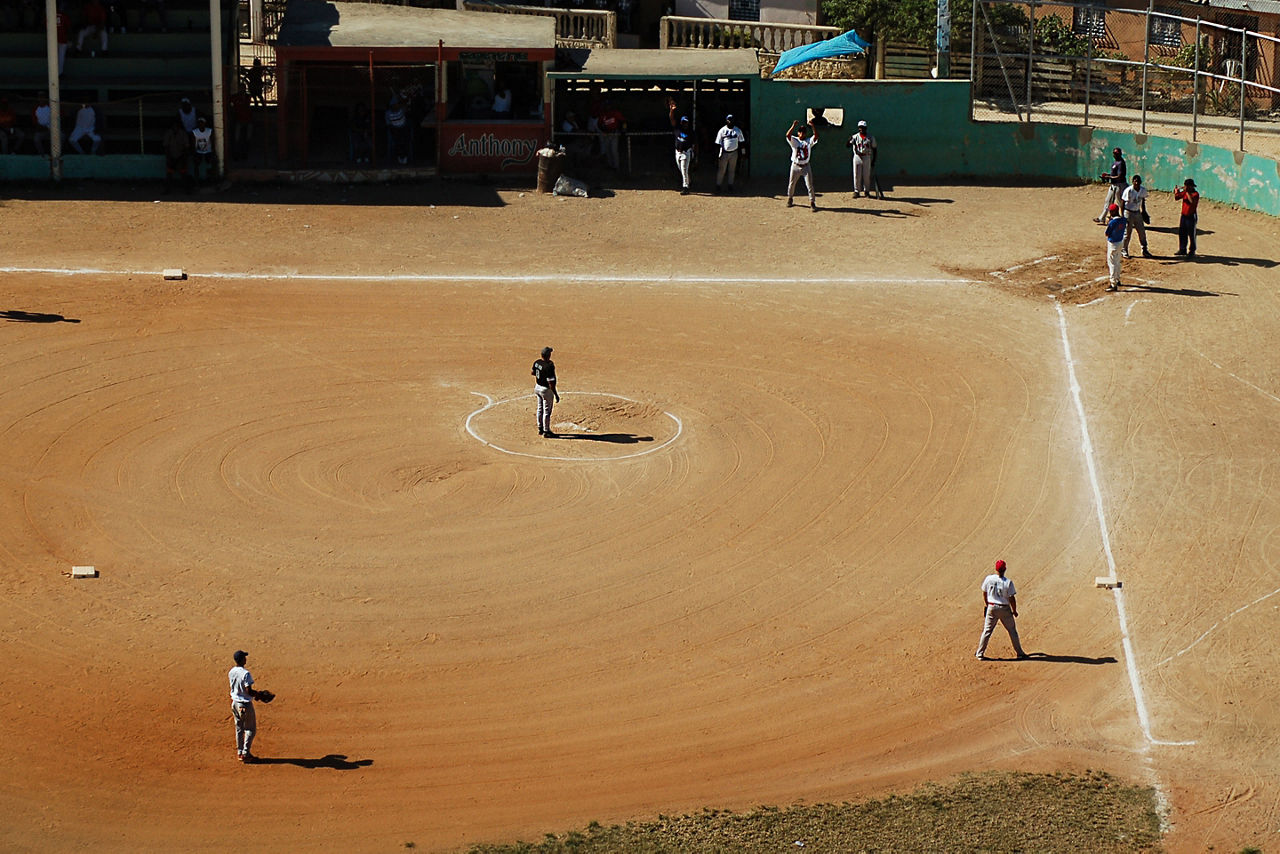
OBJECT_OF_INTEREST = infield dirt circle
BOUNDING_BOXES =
[2,181,1279,852]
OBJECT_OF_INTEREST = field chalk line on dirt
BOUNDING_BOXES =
[0,266,972,286]
[465,391,683,462]
[1054,300,1195,749]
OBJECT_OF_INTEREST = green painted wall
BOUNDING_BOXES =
[751,78,1280,216]
[0,154,165,181]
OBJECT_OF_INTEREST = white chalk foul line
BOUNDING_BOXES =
[465,391,683,462]
[1055,300,1195,748]
[0,266,971,286]
[1153,586,1280,669]
[1193,347,1280,406]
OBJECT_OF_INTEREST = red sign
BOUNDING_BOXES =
[440,123,547,173]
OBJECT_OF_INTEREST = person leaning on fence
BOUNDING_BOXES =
[1095,147,1126,224]
[596,99,625,170]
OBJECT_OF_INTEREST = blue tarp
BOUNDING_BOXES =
[771,29,870,76]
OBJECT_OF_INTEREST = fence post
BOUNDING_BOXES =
[1025,0,1035,122]
[1236,28,1246,150]
[138,98,145,154]
[969,0,978,121]
[1084,23,1092,127]
[1191,18,1200,141]
[1140,1,1151,134]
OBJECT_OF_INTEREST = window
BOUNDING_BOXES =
[1149,7,1183,49]
[1072,1,1105,39]
[728,0,759,23]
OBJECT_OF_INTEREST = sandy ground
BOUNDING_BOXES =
[1,177,1279,853]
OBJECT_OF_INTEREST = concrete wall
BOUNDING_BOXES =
[0,154,164,181]
[749,77,1280,216]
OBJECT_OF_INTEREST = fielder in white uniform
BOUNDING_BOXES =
[975,559,1028,660]
[785,119,817,210]
[713,115,745,193]
[846,120,876,197]
[228,649,266,762]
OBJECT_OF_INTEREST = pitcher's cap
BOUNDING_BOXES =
[541,346,553,357]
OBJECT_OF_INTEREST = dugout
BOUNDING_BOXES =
[274,2,555,172]
[548,49,757,178]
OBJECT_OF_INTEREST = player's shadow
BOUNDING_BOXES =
[1125,283,1225,297]
[552,433,653,444]
[2,309,81,323]
[253,754,373,770]
[817,205,913,218]
[1182,253,1277,268]
[1019,652,1117,665]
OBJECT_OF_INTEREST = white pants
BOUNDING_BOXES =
[1123,209,1147,252]
[675,148,691,188]
[70,126,101,153]
[536,385,554,433]
[1099,184,1120,220]
[1106,240,1123,285]
[852,155,871,194]
[787,162,813,202]
[600,132,619,169]
[716,149,738,187]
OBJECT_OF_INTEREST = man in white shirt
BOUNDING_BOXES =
[975,559,1029,660]
[713,114,745,194]
[785,119,817,211]
[228,649,270,762]
[192,115,214,182]
[1120,174,1152,259]
[69,103,101,154]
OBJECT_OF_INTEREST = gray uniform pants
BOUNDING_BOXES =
[787,162,814,203]
[976,605,1025,658]
[536,385,555,433]
[1123,209,1147,252]
[233,701,256,755]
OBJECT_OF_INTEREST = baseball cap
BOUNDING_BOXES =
[1113,147,1122,155]
[725,114,734,121]
[1108,203,1119,213]
[541,346,553,357]
[994,559,1006,571]
[1184,178,1196,187]
[181,96,191,105]
[234,650,248,663]
[857,120,867,127]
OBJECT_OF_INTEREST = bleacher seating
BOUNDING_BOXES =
[0,0,234,163]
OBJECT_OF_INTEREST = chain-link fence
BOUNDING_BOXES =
[970,0,1280,158]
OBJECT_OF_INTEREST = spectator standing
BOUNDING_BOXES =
[1174,178,1199,259]
[229,89,252,160]
[1120,174,1152,259]
[784,119,817,211]
[76,0,108,56]
[596,99,624,170]
[348,102,372,164]
[713,114,745,194]
[177,96,197,134]
[0,97,25,154]
[68,103,102,154]
[55,2,69,75]
[1095,147,1126,224]
[247,57,266,106]
[846,119,876,198]
[385,95,409,165]
[191,115,214,181]
[162,119,192,193]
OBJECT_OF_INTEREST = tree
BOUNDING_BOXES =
[820,0,935,46]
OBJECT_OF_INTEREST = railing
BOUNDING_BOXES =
[659,15,839,53]
[462,2,616,49]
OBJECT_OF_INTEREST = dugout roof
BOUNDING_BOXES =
[276,2,555,50]
[551,47,760,80]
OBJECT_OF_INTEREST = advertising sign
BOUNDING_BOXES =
[440,123,545,173]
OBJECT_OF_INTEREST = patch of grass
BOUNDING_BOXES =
[467,770,1163,853]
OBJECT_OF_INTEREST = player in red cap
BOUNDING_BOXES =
[976,559,1028,660]
[1104,203,1127,291]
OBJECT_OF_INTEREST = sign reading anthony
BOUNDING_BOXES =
[441,125,542,172]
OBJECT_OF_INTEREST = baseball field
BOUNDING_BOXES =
[2,179,1278,852]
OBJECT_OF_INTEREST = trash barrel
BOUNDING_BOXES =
[536,146,565,194]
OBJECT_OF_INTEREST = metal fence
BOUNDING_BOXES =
[970,0,1280,156]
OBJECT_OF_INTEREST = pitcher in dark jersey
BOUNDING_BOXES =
[532,346,559,437]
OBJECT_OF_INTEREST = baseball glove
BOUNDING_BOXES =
[1142,210,1151,225]
[257,690,276,704]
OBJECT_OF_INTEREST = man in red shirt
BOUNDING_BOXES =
[596,100,624,170]
[1174,178,1199,259]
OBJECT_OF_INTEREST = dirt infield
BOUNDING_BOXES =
[2,180,1278,852]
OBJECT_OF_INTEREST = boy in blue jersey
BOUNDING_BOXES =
[1104,204,1126,291]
